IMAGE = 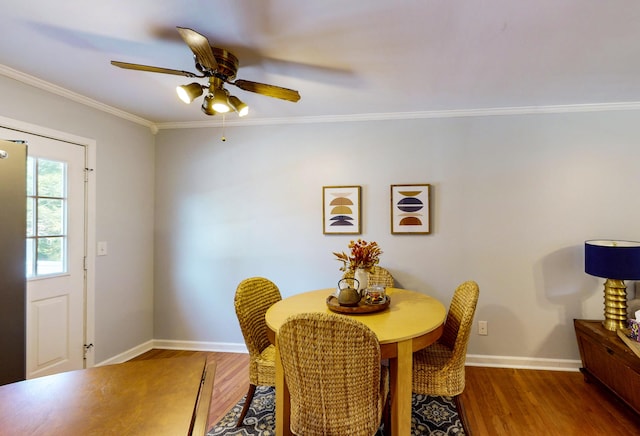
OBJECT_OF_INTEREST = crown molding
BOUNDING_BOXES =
[0,64,157,133]
[155,101,640,130]
[3,64,640,133]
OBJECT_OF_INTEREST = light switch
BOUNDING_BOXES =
[97,241,108,256]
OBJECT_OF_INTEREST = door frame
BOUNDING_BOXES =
[0,115,96,368]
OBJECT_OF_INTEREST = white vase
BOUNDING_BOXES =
[354,268,369,294]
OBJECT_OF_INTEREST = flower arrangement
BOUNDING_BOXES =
[333,239,382,272]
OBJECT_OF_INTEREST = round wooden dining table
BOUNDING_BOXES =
[265,287,447,436]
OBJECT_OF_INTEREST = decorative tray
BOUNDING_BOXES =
[326,295,391,314]
[617,328,640,359]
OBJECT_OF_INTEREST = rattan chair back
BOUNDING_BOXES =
[342,265,395,288]
[234,277,281,383]
[412,280,479,397]
[440,280,479,352]
[277,312,388,436]
[234,277,282,425]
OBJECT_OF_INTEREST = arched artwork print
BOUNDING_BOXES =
[391,184,431,234]
[323,186,362,234]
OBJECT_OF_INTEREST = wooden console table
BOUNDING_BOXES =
[574,319,640,415]
[0,355,215,435]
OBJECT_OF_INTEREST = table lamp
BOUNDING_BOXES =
[585,240,640,331]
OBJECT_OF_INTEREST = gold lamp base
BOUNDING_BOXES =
[602,279,628,331]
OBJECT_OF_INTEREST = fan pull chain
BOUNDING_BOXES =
[221,114,226,142]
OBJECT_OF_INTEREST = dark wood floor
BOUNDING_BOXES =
[130,350,640,435]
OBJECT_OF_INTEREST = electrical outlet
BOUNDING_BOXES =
[478,320,488,336]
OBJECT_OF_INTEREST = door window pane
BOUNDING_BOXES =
[26,157,68,278]
[26,197,35,237]
[37,237,65,275]
[37,198,64,236]
[26,239,34,277]
[26,157,35,196]
[37,159,65,197]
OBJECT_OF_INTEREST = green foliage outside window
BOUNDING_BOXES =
[26,157,66,274]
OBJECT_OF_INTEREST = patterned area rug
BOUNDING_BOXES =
[208,386,465,436]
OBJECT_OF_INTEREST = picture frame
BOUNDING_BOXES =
[390,184,431,234]
[323,186,362,234]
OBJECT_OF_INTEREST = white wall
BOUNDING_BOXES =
[3,69,640,365]
[154,110,640,361]
[0,75,156,362]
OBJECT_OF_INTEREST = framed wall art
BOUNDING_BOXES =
[323,186,361,234]
[390,184,431,234]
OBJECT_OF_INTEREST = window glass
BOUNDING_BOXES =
[37,198,64,236]
[37,159,65,197]
[37,237,65,275]
[25,239,34,277]
[26,156,34,196]
[27,157,68,278]
[26,197,35,237]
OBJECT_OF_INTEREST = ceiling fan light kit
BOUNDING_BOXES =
[201,94,218,116]
[111,26,300,118]
[228,95,249,117]
[176,82,204,104]
[211,88,231,113]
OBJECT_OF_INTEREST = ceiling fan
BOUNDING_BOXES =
[111,27,301,117]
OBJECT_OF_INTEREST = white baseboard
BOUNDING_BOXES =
[95,339,248,366]
[466,354,581,371]
[151,339,248,354]
[95,340,155,366]
[97,340,581,372]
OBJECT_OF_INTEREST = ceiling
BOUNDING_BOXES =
[2,0,640,125]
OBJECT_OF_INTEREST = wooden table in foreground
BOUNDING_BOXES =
[0,355,215,436]
[266,287,447,436]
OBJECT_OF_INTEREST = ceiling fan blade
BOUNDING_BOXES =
[111,61,199,78]
[176,27,218,72]
[233,79,301,102]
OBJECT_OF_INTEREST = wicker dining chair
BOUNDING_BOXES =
[412,280,479,431]
[343,265,395,288]
[234,277,282,427]
[277,312,389,436]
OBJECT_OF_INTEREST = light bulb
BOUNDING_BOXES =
[211,88,230,113]
[176,83,203,104]
[229,95,249,117]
